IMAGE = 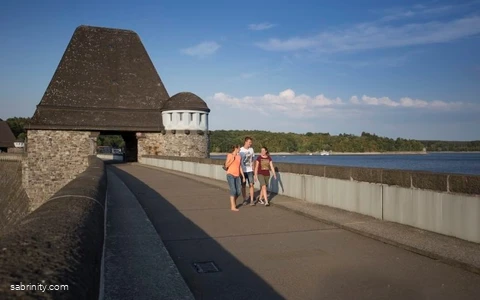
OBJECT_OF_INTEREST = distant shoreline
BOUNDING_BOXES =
[209,151,480,156]
[323,151,427,155]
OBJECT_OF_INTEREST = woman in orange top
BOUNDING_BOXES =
[224,145,246,211]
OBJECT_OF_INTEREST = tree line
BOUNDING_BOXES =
[4,117,480,152]
[209,130,429,153]
[419,140,480,152]
[210,130,480,153]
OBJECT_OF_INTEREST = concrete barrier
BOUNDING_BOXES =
[140,155,480,244]
[96,153,124,161]
[0,156,107,299]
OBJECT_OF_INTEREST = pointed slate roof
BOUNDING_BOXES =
[28,25,170,132]
[0,119,16,148]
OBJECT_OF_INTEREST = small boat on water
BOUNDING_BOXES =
[320,150,330,156]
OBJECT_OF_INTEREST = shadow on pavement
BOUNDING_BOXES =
[110,165,285,300]
[267,167,284,203]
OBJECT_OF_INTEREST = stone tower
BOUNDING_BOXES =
[23,25,210,211]
[138,92,210,159]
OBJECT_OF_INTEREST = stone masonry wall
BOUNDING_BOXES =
[0,161,29,235]
[138,133,163,158]
[138,131,209,159]
[22,130,93,211]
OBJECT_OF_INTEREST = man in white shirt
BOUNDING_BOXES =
[239,137,255,205]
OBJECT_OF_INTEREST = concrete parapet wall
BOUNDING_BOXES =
[0,156,107,299]
[140,155,480,243]
[96,153,124,161]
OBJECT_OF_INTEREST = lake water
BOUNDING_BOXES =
[210,153,480,175]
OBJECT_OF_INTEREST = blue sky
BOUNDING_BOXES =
[1,0,479,140]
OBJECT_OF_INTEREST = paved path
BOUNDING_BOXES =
[110,163,480,300]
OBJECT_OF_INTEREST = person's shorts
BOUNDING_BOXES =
[257,174,270,187]
[241,172,254,186]
[226,174,241,196]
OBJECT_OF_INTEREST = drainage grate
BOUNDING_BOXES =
[192,261,221,273]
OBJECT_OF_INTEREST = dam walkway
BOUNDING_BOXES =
[102,163,480,300]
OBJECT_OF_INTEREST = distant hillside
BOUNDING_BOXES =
[209,130,426,153]
[210,130,480,153]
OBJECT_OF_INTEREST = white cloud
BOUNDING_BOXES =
[378,5,453,22]
[349,96,360,104]
[180,42,220,57]
[212,89,343,118]
[257,37,317,51]
[248,23,276,31]
[399,97,428,108]
[255,15,480,53]
[350,95,464,109]
[375,1,480,22]
[360,95,400,107]
[212,89,474,119]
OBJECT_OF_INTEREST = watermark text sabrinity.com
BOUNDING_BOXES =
[10,282,69,293]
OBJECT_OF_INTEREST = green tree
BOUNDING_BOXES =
[6,117,31,140]
[97,135,125,148]
[208,130,435,153]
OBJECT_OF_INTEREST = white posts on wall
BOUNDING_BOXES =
[161,110,209,131]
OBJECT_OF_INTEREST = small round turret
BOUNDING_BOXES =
[162,92,210,131]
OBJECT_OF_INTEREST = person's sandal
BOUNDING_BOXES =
[256,196,264,205]
[265,202,270,206]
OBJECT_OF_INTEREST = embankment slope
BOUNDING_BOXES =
[0,161,29,235]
